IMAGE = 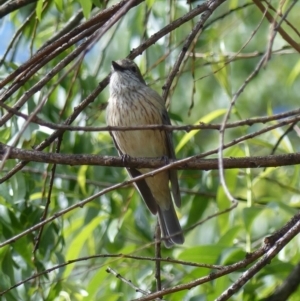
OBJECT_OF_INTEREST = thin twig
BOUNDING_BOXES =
[132,212,300,300]
[270,121,297,156]
[0,0,220,183]
[2,112,300,171]
[252,0,300,53]
[218,3,271,205]
[2,143,300,171]
[215,212,300,301]
[155,222,162,293]
[264,0,297,64]
[106,267,151,296]
[0,9,35,67]
[263,262,300,301]
[0,0,37,18]
[0,252,222,296]
[162,1,220,100]
[1,102,298,132]
[0,0,142,89]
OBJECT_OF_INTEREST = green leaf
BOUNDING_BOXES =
[178,245,224,264]
[92,0,101,8]
[287,59,300,85]
[221,247,245,265]
[217,168,239,211]
[54,0,63,12]
[216,168,239,234]
[211,55,232,98]
[186,195,210,227]
[107,219,119,243]
[218,226,242,246]
[0,273,11,291]
[77,165,88,195]
[63,215,107,278]
[145,0,155,8]
[0,127,10,141]
[86,268,115,299]
[176,109,227,153]
[79,0,92,19]
[242,207,263,232]
[36,0,44,21]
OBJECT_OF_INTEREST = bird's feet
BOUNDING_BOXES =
[161,155,170,165]
[121,153,131,166]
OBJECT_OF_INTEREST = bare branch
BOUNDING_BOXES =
[215,212,300,301]
[106,267,151,296]
[0,253,223,296]
[253,0,300,53]
[1,142,300,170]
[263,262,300,301]
[0,0,37,18]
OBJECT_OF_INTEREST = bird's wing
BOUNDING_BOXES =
[145,88,181,207]
[126,168,158,214]
[110,133,158,214]
[161,110,181,208]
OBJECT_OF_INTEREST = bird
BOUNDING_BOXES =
[106,58,184,247]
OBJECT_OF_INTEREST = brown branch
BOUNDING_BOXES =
[215,212,300,301]
[264,0,297,64]
[0,0,143,90]
[155,223,162,293]
[270,121,297,155]
[40,8,85,49]
[0,253,222,296]
[0,156,233,249]
[2,212,300,298]
[133,211,300,301]
[0,0,223,182]
[0,0,136,126]
[0,22,103,105]
[252,0,300,53]
[263,262,300,301]
[217,4,270,204]
[133,213,300,301]
[191,48,295,61]
[1,99,299,132]
[1,142,300,170]
[129,1,211,60]
[0,0,212,95]
[0,0,37,18]
[0,8,36,67]
[1,167,224,198]
[266,1,300,38]
[0,174,298,298]
[32,141,60,253]
[1,110,299,184]
[162,0,227,100]
[106,267,151,296]
[162,12,204,100]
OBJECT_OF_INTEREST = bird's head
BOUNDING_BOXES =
[110,59,146,88]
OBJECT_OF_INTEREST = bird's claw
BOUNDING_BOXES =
[161,155,169,165]
[121,153,131,166]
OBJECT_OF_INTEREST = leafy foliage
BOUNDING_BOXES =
[0,0,300,300]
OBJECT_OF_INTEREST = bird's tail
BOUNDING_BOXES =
[157,204,184,248]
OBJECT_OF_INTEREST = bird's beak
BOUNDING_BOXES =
[112,61,125,72]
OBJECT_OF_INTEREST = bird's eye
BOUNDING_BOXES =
[131,66,137,72]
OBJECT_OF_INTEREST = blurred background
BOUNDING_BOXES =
[0,0,300,300]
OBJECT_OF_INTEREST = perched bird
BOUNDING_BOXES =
[106,59,184,247]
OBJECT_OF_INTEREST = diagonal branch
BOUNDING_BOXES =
[263,262,300,301]
[215,212,300,301]
[0,0,37,18]
[133,211,300,300]
[252,0,300,53]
